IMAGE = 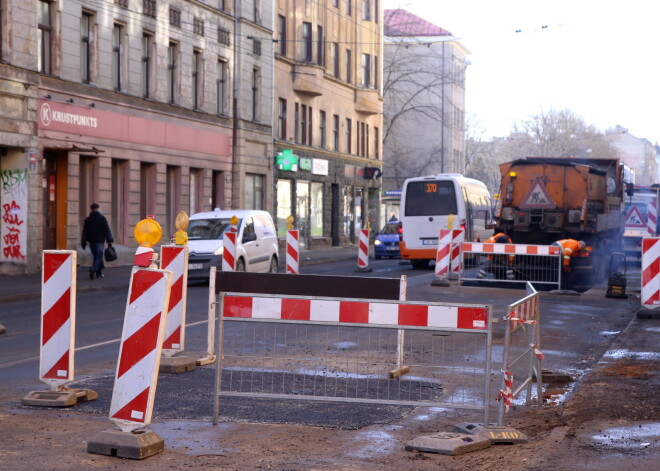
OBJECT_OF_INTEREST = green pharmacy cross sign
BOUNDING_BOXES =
[276,149,299,171]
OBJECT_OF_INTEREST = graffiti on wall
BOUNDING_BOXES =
[1,169,28,262]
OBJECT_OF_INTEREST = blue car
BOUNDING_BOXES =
[374,222,402,259]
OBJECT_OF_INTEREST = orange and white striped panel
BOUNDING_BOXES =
[286,230,300,274]
[641,237,660,307]
[462,242,560,256]
[435,229,453,277]
[222,231,237,272]
[357,229,369,268]
[160,245,188,352]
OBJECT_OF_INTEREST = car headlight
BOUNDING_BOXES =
[213,247,224,256]
[374,240,382,246]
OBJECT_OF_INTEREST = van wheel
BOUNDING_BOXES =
[411,259,429,269]
[236,258,246,272]
[269,255,278,273]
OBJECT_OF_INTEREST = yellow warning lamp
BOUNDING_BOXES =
[229,215,239,232]
[509,171,517,179]
[447,213,455,230]
[174,211,189,246]
[134,215,163,248]
[286,215,294,230]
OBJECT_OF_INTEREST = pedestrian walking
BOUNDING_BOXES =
[81,203,114,279]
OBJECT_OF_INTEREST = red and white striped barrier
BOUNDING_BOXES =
[286,230,300,274]
[648,201,657,236]
[160,245,188,353]
[505,294,540,326]
[641,237,660,308]
[109,267,172,432]
[462,242,560,256]
[40,250,77,388]
[222,231,237,272]
[223,294,489,330]
[497,370,514,412]
[435,229,452,277]
[450,230,465,273]
[357,229,369,269]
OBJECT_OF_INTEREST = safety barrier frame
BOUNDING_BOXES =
[497,282,543,425]
[459,242,562,289]
[213,292,494,427]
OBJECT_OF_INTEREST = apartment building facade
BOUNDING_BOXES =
[382,9,469,192]
[0,0,274,274]
[273,0,384,248]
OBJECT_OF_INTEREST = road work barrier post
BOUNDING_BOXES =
[355,229,372,272]
[159,245,195,374]
[196,266,218,366]
[22,250,98,407]
[648,201,657,236]
[454,282,539,445]
[286,230,300,274]
[459,242,561,290]
[433,229,464,287]
[222,231,237,272]
[87,267,173,460]
[641,237,660,308]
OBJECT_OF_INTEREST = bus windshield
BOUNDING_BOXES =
[404,181,457,216]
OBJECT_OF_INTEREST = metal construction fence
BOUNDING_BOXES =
[213,293,495,426]
[459,242,562,289]
[497,282,544,425]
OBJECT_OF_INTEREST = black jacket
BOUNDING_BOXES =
[81,211,114,245]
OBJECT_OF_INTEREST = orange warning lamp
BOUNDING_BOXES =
[509,171,517,178]
[229,215,239,232]
[134,215,162,248]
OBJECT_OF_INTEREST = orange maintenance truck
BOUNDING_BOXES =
[496,157,628,288]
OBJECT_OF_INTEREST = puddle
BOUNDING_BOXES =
[348,430,398,458]
[603,349,660,360]
[600,330,620,336]
[591,423,660,449]
[152,420,235,456]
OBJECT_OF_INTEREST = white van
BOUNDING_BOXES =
[399,174,495,269]
[186,209,279,280]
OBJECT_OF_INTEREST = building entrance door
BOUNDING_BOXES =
[43,151,68,250]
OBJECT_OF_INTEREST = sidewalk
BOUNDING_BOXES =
[0,245,361,303]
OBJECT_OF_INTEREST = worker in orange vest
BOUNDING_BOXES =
[477,227,515,280]
[552,239,586,272]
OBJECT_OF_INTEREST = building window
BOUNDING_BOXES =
[192,49,202,109]
[80,12,92,83]
[167,41,178,103]
[363,0,371,20]
[347,0,352,16]
[362,53,371,88]
[245,174,264,210]
[295,103,300,144]
[111,159,129,244]
[115,0,128,7]
[140,162,157,218]
[254,0,261,24]
[375,0,379,23]
[38,0,52,74]
[374,55,379,90]
[319,110,326,149]
[374,126,379,158]
[218,27,230,46]
[346,118,352,154]
[278,15,286,56]
[112,24,123,90]
[333,43,339,78]
[308,106,313,145]
[332,0,339,7]
[194,17,204,36]
[141,32,153,98]
[302,22,312,62]
[166,166,182,235]
[252,68,260,122]
[252,39,261,56]
[346,49,351,83]
[143,0,156,18]
[278,98,287,140]
[301,104,307,145]
[217,58,227,115]
[333,114,339,150]
[169,8,181,28]
[317,25,324,66]
[189,168,204,216]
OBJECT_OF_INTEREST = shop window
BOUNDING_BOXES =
[311,183,324,237]
[245,173,264,210]
[277,179,292,237]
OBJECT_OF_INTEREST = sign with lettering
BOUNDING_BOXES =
[312,159,328,176]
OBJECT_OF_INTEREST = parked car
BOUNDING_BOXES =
[374,221,402,259]
[186,209,279,281]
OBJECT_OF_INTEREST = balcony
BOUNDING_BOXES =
[292,64,323,97]
[355,88,379,115]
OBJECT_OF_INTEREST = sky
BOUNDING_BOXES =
[383,0,660,143]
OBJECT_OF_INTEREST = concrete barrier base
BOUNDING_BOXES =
[431,278,451,287]
[405,432,491,455]
[454,422,528,444]
[159,354,196,373]
[87,428,164,459]
[354,266,373,273]
[22,387,98,407]
[0,322,5,335]
[637,307,660,319]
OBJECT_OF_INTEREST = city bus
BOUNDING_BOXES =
[399,174,495,269]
